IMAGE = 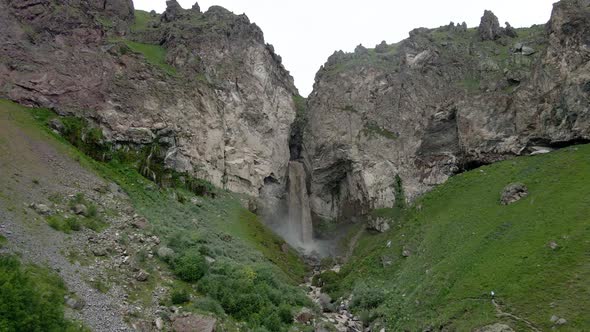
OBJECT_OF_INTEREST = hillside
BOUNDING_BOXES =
[0,99,310,331]
[318,144,590,331]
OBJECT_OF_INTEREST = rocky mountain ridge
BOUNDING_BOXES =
[304,0,590,222]
[1,0,589,230]
[0,0,297,200]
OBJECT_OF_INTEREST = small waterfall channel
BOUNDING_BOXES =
[287,161,313,245]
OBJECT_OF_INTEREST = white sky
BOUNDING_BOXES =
[132,0,557,96]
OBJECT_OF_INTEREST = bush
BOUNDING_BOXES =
[196,263,309,331]
[193,297,225,316]
[170,289,190,305]
[0,255,84,331]
[351,283,385,310]
[173,252,208,282]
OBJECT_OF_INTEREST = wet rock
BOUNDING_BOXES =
[171,314,216,332]
[500,183,528,205]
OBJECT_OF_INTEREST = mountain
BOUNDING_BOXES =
[304,0,590,222]
[0,0,589,331]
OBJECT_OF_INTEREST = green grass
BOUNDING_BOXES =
[324,145,590,331]
[123,40,176,75]
[130,10,153,33]
[0,255,89,331]
[0,234,7,248]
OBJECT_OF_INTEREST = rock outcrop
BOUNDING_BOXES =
[0,0,297,198]
[305,1,590,221]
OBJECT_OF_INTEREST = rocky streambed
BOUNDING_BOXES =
[300,265,365,332]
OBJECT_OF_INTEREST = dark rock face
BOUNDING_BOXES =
[478,10,503,41]
[0,0,297,198]
[305,1,590,221]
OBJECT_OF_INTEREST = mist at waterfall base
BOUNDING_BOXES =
[262,161,350,258]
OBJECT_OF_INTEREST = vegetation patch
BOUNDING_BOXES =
[1,99,310,330]
[0,255,88,331]
[123,40,176,75]
[363,122,398,140]
[321,145,590,330]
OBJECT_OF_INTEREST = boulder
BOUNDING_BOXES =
[500,183,528,205]
[135,270,150,282]
[504,22,518,38]
[65,296,86,310]
[296,308,314,324]
[171,314,216,332]
[367,217,390,233]
[71,204,88,216]
[30,203,51,215]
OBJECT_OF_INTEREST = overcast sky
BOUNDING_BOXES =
[132,0,557,96]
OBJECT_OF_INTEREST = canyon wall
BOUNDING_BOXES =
[0,0,297,198]
[304,0,590,221]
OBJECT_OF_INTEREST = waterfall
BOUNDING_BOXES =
[287,161,313,245]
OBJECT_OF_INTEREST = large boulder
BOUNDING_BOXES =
[478,10,503,40]
[171,314,216,332]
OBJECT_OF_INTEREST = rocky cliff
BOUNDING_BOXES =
[0,0,298,198]
[305,0,590,221]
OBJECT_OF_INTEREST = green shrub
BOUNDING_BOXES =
[171,289,190,305]
[196,263,308,330]
[193,297,225,316]
[351,283,385,310]
[278,304,293,324]
[173,252,208,282]
[0,255,85,331]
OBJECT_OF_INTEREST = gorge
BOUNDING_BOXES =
[0,0,589,331]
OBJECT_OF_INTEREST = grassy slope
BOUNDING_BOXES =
[332,146,590,331]
[0,99,308,328]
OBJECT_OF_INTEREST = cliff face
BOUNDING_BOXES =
[305,0,590,221]
[0,0,297,197]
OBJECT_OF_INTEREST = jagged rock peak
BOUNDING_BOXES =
[162,0,185,22]
[191,2,201,13]
[478,10,502,40]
